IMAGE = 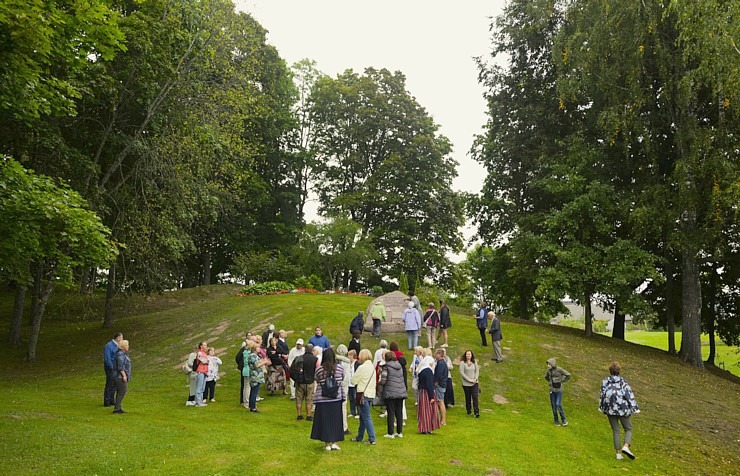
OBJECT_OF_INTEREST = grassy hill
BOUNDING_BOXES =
[1,286,738,475]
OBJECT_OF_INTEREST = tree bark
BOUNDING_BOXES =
[8,282,26,346]
[584,292,593,337]
[519,290,529,320]
[679,240,703,368]
[705,265,717,366]
[202,251,211,286]
[103,264,115,329]
[27,263,54,362]
[611,301,625,340]
[666,259,676,354]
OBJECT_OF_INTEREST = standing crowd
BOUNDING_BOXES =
[101,297,640,461]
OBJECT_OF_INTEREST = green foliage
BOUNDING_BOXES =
[294,275,323,291]
[398,271,409,294]
[240,281,295,294]
[369,285,384,297]
[232,251,299,285]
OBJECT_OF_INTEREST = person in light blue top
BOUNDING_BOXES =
[402,301,422,350]
[308,326,330,351]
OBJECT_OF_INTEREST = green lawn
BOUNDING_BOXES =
[1,286,738,475]
[623,331,740,376]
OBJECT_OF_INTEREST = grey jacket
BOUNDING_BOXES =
[380,361,408,400]
[545,358,571,393]
[488,317,502,341]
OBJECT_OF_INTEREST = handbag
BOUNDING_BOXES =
[372,394,385,406]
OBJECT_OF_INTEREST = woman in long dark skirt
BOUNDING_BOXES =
[310,347,346,450]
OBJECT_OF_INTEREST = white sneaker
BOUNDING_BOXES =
[185,401,195,406]
[325,446,332,451]
[354,414,360,419]
[331,443,341,450]
[209,399,216,402]
[616,454,624,460]
[383,434,395,439]
[196,403,208,407]
[395,433,403,438]
[256,397,265,402]
[621,446,635,459]
[379,411,387,418]
[441,344,448,348]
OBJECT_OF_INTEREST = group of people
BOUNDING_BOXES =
[101,299,640,461]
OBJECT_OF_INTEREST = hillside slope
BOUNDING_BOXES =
[1,287,738,475]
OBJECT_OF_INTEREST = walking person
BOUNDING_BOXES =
[350,311,364,337]
[204,347,222,402]
[437,300,451,348]
[350,349,377,445]
[423,303,440,349]
[369,300,386,338]
[488,311,503,362]
[311,347,346,451]
[103,332,123,407]
[475,301,488,346]
[459,350,480,417]
[416,355,439,434]
[545,358,571,426]
[112,339,131,414]
[402,300,422,350]
[600,362,640,460]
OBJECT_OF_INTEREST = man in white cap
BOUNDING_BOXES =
[287,338,305,400]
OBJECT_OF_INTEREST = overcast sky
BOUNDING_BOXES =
[235,0,508,234]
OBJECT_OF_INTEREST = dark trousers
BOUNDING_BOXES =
[463,383,480,415]
[104,365,116,405]
[444,377,455,406]
[372,319,381,337]
[478,328,488,346]
[204,380,216,400]
[385,398,404,435]
[114,378,128,411]
[239,370,245,403]
[249,383,260,410]
[348,387,358,416]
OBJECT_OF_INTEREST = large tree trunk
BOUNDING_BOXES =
[103,264,116,329]
[612,301,625,340]
[666,259,677,354]
[705,265,717,366]
[679,241,703,368]
[584,292,593,337]
[518,287,529,320]
[8,282,26,346]
[27,264,54,362]
[202,251,211,286]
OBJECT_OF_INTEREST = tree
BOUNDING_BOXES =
[0,157,115,359]
[310,67,464,284]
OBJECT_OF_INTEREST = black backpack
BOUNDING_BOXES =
[290,355,306,384]
[322,372,339,399]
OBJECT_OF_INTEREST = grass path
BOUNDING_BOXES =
[1,286,738,475]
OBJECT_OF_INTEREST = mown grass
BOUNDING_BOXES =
[622,331,740,376]
[1,286,739,475]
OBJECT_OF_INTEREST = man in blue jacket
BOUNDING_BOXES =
[476,301,488,346]
[308,326,330,351]
[103,333,123,406]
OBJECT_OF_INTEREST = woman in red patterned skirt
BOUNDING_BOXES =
[416,355,439,434]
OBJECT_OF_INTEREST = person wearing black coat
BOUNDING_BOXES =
[349,312,364,336]
[348,330,362,356]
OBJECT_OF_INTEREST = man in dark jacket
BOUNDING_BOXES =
[475,301,488,346]
[295,344,318,421]
[433,349,449,426]
[349,312,364,336]
[488,311,503,362]
[103,333,123,406]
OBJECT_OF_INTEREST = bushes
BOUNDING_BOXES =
[294,275,323,291]
[240,281,295,294]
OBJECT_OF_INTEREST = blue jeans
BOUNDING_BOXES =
[249,383,261,410]
[195,373,206,404]
[549,391,566,423]
[406,330,418,350]
[356,400,376,443]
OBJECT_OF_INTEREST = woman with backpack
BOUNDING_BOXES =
[310,347,346,451]
[599,362,640,460]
